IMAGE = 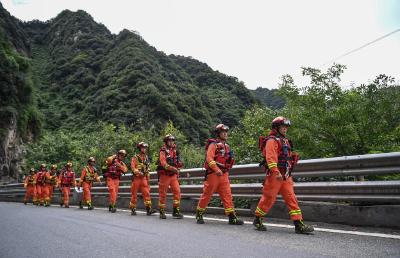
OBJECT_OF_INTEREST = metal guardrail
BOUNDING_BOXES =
[1,152,400,203]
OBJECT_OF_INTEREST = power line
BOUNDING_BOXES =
[323,28,400,66]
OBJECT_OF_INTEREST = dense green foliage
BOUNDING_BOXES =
[20,9,257,144]
[230,65,400,180]
[0,4,41,140]
[279,64,400,158]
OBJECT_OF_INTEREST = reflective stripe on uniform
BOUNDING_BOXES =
[289,209,302,215]
[268,162,277,169]
[225,207,235,213]
[256,206,266,216]
[208,161,217,167]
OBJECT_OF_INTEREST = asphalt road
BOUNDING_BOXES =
[0,202,399,258]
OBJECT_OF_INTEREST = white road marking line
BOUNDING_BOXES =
[50,205,400,240]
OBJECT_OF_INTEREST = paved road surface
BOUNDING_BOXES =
[0,202,399,258]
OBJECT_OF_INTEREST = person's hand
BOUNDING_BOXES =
[275,172,283,181]
[216,170,223,176]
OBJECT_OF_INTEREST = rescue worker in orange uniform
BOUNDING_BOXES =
[23,168,37,205]
[104,150,128,213]
[157,134,183,219]
[59,162,76,208]
[196,124,244,225]
[78,157,100,210]
[35,164,47,206]
[253,117,314,234]
[130,142,156,216]
[43,164,59,206]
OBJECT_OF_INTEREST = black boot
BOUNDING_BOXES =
[253,216,267,231]
[131,208,137,216]
[87,201,94,210]
[24,201,27,205]
[196,209,205,224]
[146,206,156,216]
[172,207,183,219]
[111,204,117,213]
[294,220,314,234]
[159,209,167,219]
[59,202,63,207]
[108,204,112,212]
[79,201,83,209]
[228,213,244,225]
[45,201,50,207]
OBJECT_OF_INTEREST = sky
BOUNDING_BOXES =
[1,0,400,89]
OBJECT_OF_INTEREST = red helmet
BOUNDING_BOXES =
[163,134,175,143]
[215,124,229,135]
[271,116,291,129]
[137,142,149,150]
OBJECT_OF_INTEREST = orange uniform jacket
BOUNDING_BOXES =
[159,148,178,173]
[24,174,36,187]
[264,139,281,174]
[131,154,149,176]
[59,171,76,187]
[106,155,128,173]
[206,143,222,174]
[45,172,58,186]
[80,166,100,184]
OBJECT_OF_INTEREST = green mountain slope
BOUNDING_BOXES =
[19,9,258,143]
[251,87,285,109]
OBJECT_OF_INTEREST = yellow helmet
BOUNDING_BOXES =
[66,162,73,167]
[50,164,57,170]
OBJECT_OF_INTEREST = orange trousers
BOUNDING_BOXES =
[62,186,71,206]
[107,177,120,205]
[43,184,54,203]
[35,184,45,204]
[255,176,302,221]
[82,181,93,204]
[24,185,36,203]
[158,174,180,209]
[197,172,235,214]
[130,176,151,208]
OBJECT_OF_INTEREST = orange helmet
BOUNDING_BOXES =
[271,116,291,129]
[163,134,175,143]
[50,164,57,170]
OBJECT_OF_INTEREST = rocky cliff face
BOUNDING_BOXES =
[0,114,26,182]
[0,3,39,182]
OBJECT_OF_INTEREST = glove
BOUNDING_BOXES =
[292,152,300,166]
